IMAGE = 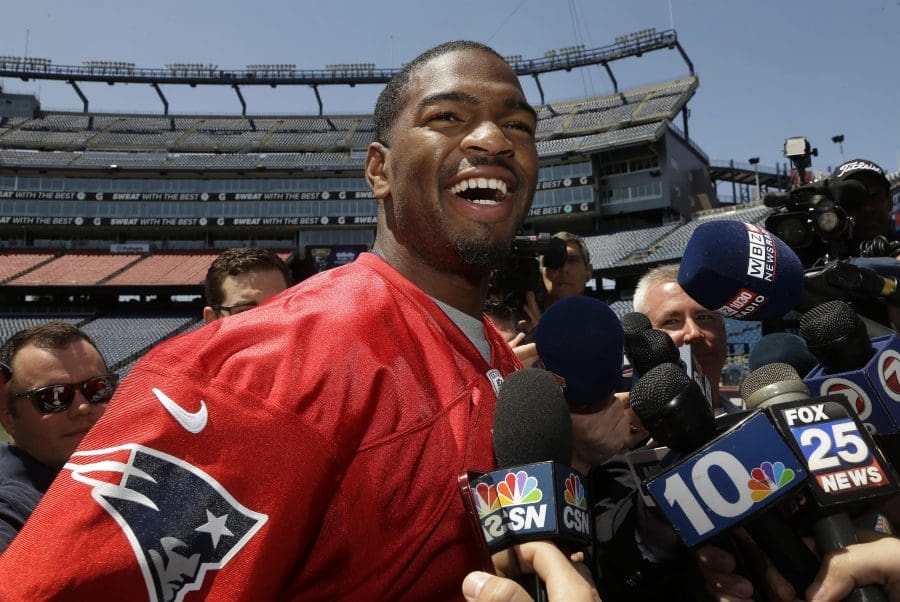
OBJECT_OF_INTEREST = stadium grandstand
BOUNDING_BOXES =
[6,27,888,383]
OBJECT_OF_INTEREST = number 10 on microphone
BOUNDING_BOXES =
[646,412,809,547]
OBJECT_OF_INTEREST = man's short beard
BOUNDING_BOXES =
[453,233,511,270]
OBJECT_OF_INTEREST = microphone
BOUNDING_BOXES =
[628,328,680,378]
[799,300,900,468]
[535,295,624,413]
[741,363,812,409]
[801,300,876,373]
[748,332,819,378]
[630,363,714,453]
[801,298,900,514]
[742,361,900,600]
[468,369,591,554]
[748,367,900,602]
[619,312,715,406]
[677,221,804,320]
[633,363,821,593]
[621,311,652,352]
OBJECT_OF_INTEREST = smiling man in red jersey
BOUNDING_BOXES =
[0,42,547,601]
[0,322,115,553]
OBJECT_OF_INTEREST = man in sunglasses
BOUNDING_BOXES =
[0,321,115,553]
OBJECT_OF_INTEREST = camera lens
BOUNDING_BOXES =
[769,215,812,248]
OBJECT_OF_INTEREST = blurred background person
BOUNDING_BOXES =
[540,231,593,310]
[0,322,116,553]
[830,158,894,248]
[202,247,291,323]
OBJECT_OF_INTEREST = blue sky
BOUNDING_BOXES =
[2,0,898,175]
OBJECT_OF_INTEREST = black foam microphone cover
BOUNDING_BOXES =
[621,311,652,342]
[493,368,573,467]
[629,328,680,375]
[629,362,715,453]
[800,300,875,372]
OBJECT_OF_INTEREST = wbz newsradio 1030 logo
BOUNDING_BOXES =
[469,462,590,552]
[718,223,777,318]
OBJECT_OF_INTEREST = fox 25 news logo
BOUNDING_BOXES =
[771,397,899,507]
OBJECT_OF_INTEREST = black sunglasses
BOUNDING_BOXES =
[0,362,10,382]
[10,373,119,414]
[213,302,258,316]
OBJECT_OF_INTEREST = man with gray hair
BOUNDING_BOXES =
[632,263,728,408]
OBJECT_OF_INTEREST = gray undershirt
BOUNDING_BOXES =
[432,298,491,364]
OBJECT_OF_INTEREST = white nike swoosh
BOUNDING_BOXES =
[152,387,208,434]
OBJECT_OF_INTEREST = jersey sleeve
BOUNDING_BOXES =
[0,331,344,601]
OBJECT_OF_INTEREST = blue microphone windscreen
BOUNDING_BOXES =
[535,296,624,407]
[748,332,818,378]
[678,221,804,320]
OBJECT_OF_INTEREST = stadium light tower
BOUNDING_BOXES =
[831,134,845,163]
[748,156,760,201]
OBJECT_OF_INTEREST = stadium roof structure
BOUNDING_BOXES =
[0,76,698,173]
[0,29,692,115]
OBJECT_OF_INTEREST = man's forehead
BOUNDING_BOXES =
[646,281,699,313]
[12,340,101,373]
[408,49,526,102]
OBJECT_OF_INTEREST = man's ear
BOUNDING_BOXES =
[585,264,593,283]
[365,142,391,200]
[202,307,217,324]
[0,398,16,440]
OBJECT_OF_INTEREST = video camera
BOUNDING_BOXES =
[488,234,567,312]
[763,137,854,266]
[764,136,899,267]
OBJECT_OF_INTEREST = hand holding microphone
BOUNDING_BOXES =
[463,541,599,602]
[806,537,900,602]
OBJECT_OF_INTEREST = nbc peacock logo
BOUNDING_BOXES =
[473,482,501,519]
[747,461,796,502]
[563,474,587,510]
[497,470,543,507]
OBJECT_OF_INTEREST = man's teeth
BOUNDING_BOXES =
[449,177,508,200]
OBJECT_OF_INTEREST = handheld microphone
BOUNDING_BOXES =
[468,369,591,554]
[634,364,819,592]
[677,221,804,320]
[799,301,900,467]
[748,333,819,378]
[630,363,714,453]
[535,296,624,413]
[741,363,812,409]
[628,329,680,378]
[742,362,900,601]
[621,311,652,352]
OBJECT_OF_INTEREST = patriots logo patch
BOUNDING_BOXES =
[65,444,268,602]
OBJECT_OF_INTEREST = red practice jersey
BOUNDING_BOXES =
[0,253,520,601]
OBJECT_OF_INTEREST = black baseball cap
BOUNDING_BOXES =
[831,159,891,195]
